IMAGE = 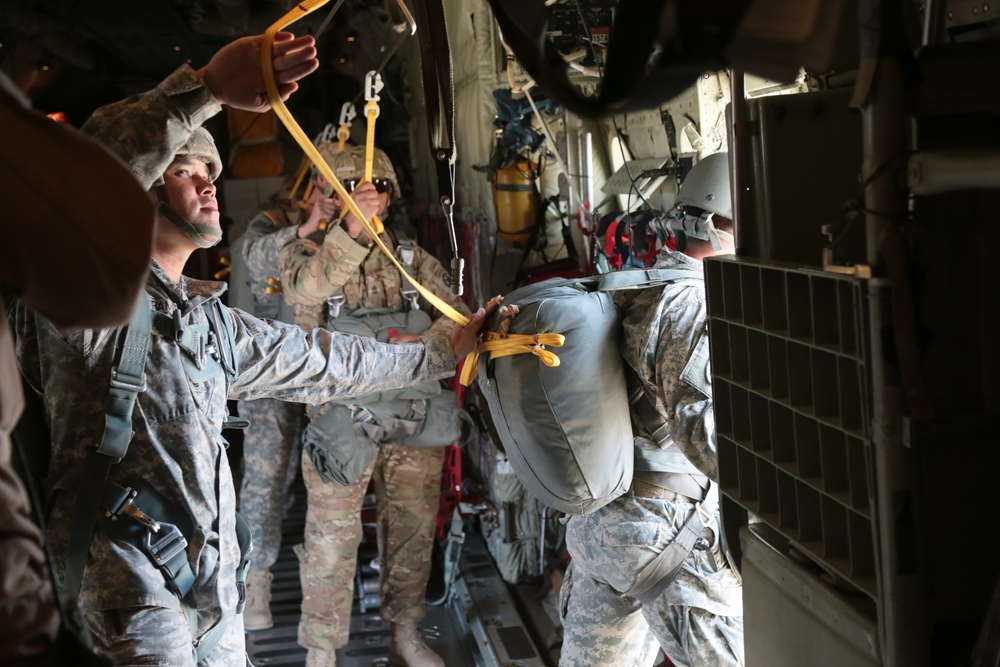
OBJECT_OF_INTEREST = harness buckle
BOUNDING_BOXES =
[110,488,161,531]
[145,521,189,567]
[110,367,147,392]
[327,293,347,321]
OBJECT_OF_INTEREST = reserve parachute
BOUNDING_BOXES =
[476,266,701,515]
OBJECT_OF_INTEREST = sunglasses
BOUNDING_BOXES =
[342,178,393,195]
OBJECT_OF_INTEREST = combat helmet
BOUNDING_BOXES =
[152,127,222,186]
[317,144,400,199]
[675,152,731,219]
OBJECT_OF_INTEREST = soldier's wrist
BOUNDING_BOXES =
[341,220,371,247]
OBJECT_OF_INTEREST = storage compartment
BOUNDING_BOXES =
[741,525,881,667]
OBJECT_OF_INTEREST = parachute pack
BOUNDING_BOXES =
[476,266,702,515]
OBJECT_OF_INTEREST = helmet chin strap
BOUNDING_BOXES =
[155,188,222,249]
[667,210,734,252]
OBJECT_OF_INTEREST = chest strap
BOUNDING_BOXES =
[64,294,151,601]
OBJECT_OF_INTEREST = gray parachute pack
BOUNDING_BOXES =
[476,266,701,515]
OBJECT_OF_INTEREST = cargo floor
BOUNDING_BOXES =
[244,493,556,667]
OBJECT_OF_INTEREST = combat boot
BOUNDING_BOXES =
[305,648,337,667]
[243,570,273,631]
[388,623,444,667]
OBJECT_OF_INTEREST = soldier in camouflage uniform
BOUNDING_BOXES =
[15,47,487,666]
[559,153,745,667]
[278,145,470,667]
[233,196,310,631]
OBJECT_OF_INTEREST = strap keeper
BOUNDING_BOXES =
[110,367,147,392]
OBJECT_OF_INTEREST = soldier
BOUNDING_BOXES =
[278,145,470,667]
[231,185,311,631]
[15,57,488,665]
[2,30,317,665]
[558,153,745,667]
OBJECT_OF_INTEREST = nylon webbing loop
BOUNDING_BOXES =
[478,332,565,367]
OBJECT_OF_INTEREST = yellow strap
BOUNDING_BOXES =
[262,10,476,372]
[480,333,564,365]
[459,332,565,385]
[287,154,311,201]
[365,101,377,182]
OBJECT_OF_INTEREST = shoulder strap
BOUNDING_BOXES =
[597,266,703,292]
[64,293,151,600]
[203,298,238,384]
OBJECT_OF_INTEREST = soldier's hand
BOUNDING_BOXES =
[199,32,318,112]
[447,302,497,360]
[299,197,338,238]
[342,182,382,238]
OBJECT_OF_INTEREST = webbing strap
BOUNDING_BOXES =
[596,266,703,291]
[64,295,151,600]
[627,481,719,605]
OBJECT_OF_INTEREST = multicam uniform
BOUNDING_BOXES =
[13,65,458,667]
[559,249,745,667]
[236,208,306,580]
[278,224,469,653]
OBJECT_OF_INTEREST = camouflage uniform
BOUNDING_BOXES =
[236,208,306,577]
[559,250,745,667]
[16,261,456,666]
[14,65,458,667]
[279,223,469,652]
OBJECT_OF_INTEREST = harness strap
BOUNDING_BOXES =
[64,294,150,600]
[625,480,720,605]
[396,239,420,310]
[100,481,196,598]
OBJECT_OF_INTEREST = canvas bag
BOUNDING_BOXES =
[476,267,702,515]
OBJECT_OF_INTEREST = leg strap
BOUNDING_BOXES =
[624,481,719,606]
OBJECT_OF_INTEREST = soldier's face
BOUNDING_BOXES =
[162,157,219,228]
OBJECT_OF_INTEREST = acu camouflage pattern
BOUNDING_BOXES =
[278,223,469,650]
[559,494,744,667]
[235,205,306,575]
[239,207,301,320]
[176,126,222,182]
[80,65,222,190]
[616,249,718,479]
[15,261,456,664]
[84,603,248,666]
[558,248,744,667]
